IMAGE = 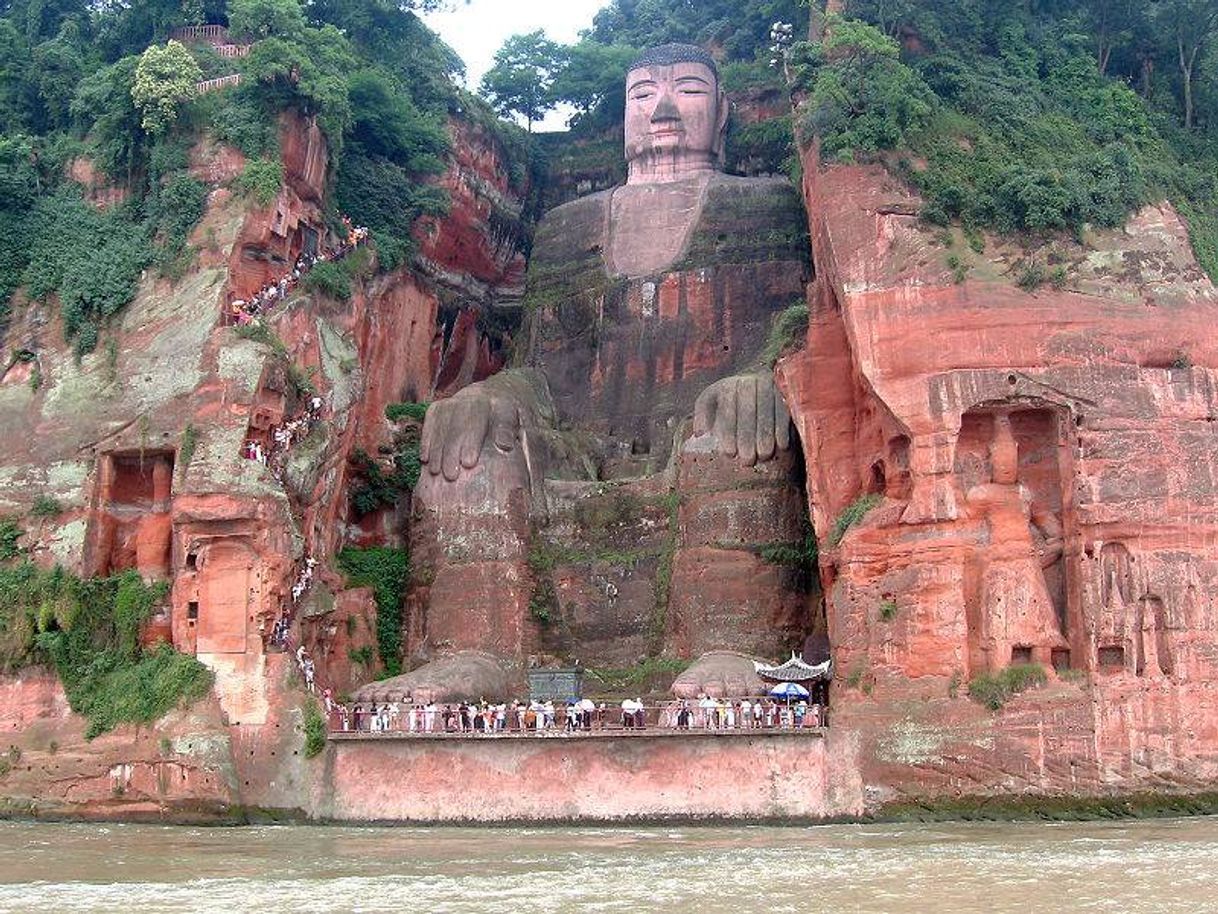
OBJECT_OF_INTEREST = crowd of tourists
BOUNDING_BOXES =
[225,217,369,326]
[243,394,325,469]
[325,695,826,735]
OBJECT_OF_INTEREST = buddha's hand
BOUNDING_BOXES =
[419,381,525,482]
[692,372,791,465]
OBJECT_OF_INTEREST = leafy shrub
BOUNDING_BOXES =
[0,518,22,562]
[302,260,352,302]
[23,187,152,355]
[148,173,207,260]
[829,493,883,546]
[1016,261,1045,292]
[348,446,418,517]
[968,663,1047,711]
[761,302,810,365]
[727,115,798,179]
[301,698,327,758]
[385,401,429,423]
[334,152,449,272]
[758,534,819,570]
[0,565,212,736]
[348,645,374,666]
[879,598,898,621]
[793,21,937,158]
[178,424,198,474]
[336,547,408,676]
[30,496,61,518]
[233,158,284,207]
[201,87,280,159]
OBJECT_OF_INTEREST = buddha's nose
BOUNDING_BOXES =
[650,89,680,124]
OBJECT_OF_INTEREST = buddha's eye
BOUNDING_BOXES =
[678,88,707,96]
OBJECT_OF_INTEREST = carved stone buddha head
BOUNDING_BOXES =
[624,43,728,185]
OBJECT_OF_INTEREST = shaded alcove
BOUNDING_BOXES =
[88,450,175,579]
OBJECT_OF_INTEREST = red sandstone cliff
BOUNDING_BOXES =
[0,108,534,820]
[778,148,1218,805]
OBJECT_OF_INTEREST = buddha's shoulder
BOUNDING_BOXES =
[678,173,809,269]
[531,190,613,267]
[701,172,804,218]
[538,189,613,235]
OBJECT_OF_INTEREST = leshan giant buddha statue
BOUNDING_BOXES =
[404,44,816,698]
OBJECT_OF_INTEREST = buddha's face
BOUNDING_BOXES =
[624,60,726,183]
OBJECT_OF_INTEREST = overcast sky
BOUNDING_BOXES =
[420,0,611,131]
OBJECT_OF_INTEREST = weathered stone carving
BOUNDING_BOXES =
[961,410,1068,671]
[407,44,814,695]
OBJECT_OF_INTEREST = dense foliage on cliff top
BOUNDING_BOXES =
[0,562,212,737]
[0,0,536,342]
[792,1,1218,278]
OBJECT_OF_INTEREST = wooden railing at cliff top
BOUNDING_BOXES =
[195,73,242,95]
[170,24,228,42]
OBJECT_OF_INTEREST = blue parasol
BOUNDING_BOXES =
[768,682,810,699]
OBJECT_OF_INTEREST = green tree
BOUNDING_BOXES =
[479,29,563,131]
[71,55,143,178]
[797,18,937,158]
[227,0,306,41]
[1152,0,1218,128]
[131,40,201,135]
[29,30,83,131]
[548,41,637,128]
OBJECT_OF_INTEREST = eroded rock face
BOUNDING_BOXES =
[781,155,1218,800]
[0,102,536,820]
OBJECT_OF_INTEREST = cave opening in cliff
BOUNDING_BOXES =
[88,450,175,578]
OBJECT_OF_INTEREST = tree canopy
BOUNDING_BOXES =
[478,30,564,131]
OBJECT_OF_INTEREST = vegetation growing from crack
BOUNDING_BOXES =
[968,663,1048,710]
[830,493,883,546]
[336,547,408,677]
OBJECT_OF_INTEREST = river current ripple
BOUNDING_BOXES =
[0,816,1216,913]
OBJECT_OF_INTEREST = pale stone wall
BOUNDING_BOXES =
[316,730,863,823]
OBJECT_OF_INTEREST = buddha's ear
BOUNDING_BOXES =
[714,88,730,167]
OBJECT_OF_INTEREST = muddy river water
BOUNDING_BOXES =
[0,816,1216,912]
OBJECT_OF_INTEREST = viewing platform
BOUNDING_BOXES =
[328,726,827,742]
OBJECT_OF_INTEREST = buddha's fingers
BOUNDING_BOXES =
[736,376,758,466]
[756,375,776,462]
[459,396,491,470]
[491,397,518,452]
[711,380,738,459]
[421,404,447,475]
[692,384,718,437]
[441,402,468,482]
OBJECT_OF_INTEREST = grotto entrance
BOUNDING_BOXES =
[86,450,174,579]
